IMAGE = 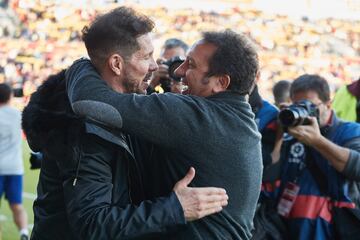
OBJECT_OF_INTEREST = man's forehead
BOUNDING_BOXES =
[292,90,321,102]
[135,33,154,55]
[188,40,217,63]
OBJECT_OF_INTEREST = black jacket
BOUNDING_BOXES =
[22,70,185,240]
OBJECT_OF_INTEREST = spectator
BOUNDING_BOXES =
[0,83,28,240]
[272,80,291,109]
[2,3,359,108]
[333,78,360,123]
[148,38,188,93]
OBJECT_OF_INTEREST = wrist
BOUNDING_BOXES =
[311,135,327,150]
[170,191,187,223]
[149,77,160,88]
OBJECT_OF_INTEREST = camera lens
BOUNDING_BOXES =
[168,60,183,81]
[278,109,297,127]
[278,107,309,127]
[164,56,184,82]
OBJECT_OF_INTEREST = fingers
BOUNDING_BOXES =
[202,199,228,211]
[152,65,169,80]
[177,185,229,221]
[279,103,290,110]
[307,116,318,127]
[196,193,229,203]
[190,197,228,220]
[173,167,195,190]
[182,167,195,186]
[191,188,228,210]
[156,65,169,74]
[287,127,297,135]
[190,187,226,195]
[197,206,224,218]
[156,57,167,65]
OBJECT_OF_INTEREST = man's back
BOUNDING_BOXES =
[143,92,262,239]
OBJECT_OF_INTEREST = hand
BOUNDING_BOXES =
[287,116,322,145]
[173,167,228,222]
[278,102,291,110]
[149,58,169,88]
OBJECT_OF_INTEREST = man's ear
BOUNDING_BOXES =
[108,54,124,75]
[213,74,230,93]
[325,100,332,109]
[255,70,261,84]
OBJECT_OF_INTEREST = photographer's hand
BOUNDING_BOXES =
[271,124,284,164]
[288,117,351,173]
[149,58,169,88]
[173,167,228,222]
[287,117,321,146]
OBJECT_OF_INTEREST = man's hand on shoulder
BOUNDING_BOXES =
[173,167,228,222]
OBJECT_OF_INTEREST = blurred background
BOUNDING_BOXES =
[0,0,359,239]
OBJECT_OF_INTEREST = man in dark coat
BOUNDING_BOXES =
[66,30,263,239]
[22,7,228,240]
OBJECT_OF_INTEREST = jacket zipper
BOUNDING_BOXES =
[73,147,82,186]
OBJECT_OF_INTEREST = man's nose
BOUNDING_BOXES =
[174,62,185,78]
[150,57,158,72]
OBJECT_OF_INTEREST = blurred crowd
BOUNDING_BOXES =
[0,0,359,105]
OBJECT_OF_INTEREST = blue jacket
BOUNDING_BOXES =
[255,100,278,132]
[255,100,279,167]
[264,114,360,240]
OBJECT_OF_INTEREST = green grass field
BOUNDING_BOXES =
[0,141,39,240]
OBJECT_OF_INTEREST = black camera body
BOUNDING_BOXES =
[13,88,24,97]
[278,99,320,127]
[163,56,184,82]
[159,56,185,92]
[29,152,43,170]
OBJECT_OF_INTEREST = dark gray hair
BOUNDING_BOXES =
[163,38,188,52]
[290,74,330,103]
[202,30,259,94]
[82,7,155,68]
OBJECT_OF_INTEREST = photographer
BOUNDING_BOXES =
[262,74,360,240]
[147,38,188,94]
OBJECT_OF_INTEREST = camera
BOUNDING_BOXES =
[159,56,185,92]
[163,56,184,82]
[13,88,24,97]
[29,152,43,169]
[278,99,319,127]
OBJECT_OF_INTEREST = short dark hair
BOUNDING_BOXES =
[82,7,155,68]
[163,38,188,52]
[290,74,330,103]
[0,83,12,103]
[202,30,259,94]
[273,80,291,105]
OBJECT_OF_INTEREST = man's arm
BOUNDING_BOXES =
[340,139,360,181]
[63,133,228,239]
[65,58,215,149]
[288,117,360,179]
